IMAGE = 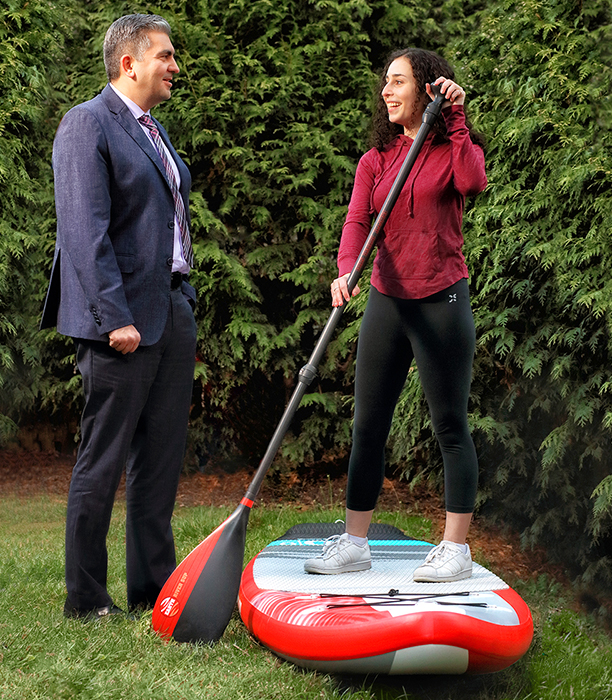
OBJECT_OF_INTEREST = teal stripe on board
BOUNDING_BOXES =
[267,539,432,548]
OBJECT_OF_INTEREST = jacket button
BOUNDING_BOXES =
[166,257,173,267]
[168,220,174,229]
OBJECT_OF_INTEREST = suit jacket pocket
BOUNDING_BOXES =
[115,253,135,274]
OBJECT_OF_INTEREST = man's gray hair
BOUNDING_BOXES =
[103,14,172,82]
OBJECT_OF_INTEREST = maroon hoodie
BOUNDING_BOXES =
[338,105,487,299]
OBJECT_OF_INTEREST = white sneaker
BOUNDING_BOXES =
[413,541,472,582]
[304,533,371,575]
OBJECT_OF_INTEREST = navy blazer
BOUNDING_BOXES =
[41,84,195,346]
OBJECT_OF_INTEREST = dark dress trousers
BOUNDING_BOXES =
[41,84,197,611]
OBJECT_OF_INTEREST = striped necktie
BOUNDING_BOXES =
[138,114,194,268]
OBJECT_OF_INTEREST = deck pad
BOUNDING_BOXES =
[253,522,507,596]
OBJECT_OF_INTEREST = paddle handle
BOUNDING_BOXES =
[243,84,446,503]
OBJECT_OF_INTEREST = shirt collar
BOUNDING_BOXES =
[108,83,151,121]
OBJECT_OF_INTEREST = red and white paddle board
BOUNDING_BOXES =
[239,523,533,675]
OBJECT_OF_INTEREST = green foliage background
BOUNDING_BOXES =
[1,0,611,605]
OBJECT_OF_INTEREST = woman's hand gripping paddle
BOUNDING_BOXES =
[151,84,446,644]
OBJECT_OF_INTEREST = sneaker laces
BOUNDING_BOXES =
[424,542,456,564]
[321,534,342,556]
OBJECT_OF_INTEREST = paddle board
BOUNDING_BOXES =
[239,522,533,675]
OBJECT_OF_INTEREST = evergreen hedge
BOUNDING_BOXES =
[390,0,612,605]
[468,0,612,605]
[0,0,610,608]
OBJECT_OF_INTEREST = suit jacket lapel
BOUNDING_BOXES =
[101,85,189,214]
[101,85,171,188]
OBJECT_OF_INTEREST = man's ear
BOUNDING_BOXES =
[120,54,136,79]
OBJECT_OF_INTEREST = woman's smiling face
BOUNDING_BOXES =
[381,56,426,135]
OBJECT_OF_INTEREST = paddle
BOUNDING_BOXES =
[151,83,446,644]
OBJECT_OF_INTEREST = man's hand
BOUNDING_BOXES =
[108,325,141,354]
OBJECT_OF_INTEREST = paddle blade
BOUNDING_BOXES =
[152,502,251,643]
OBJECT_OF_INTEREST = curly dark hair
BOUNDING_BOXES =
[368,48,485,151]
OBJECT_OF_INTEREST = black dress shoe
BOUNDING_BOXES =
[64,599,133,621]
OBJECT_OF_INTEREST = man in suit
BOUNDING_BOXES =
[41,14,197,619]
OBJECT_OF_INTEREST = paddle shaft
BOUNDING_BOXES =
[244,85,446,504]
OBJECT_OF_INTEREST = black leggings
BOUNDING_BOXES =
[346,279,478,514]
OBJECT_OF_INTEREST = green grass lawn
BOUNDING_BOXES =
[0,496,610,699]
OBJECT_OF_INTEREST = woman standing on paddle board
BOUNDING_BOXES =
[305,48,487,582]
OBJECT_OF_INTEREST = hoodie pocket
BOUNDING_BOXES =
[376,228,441,280]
